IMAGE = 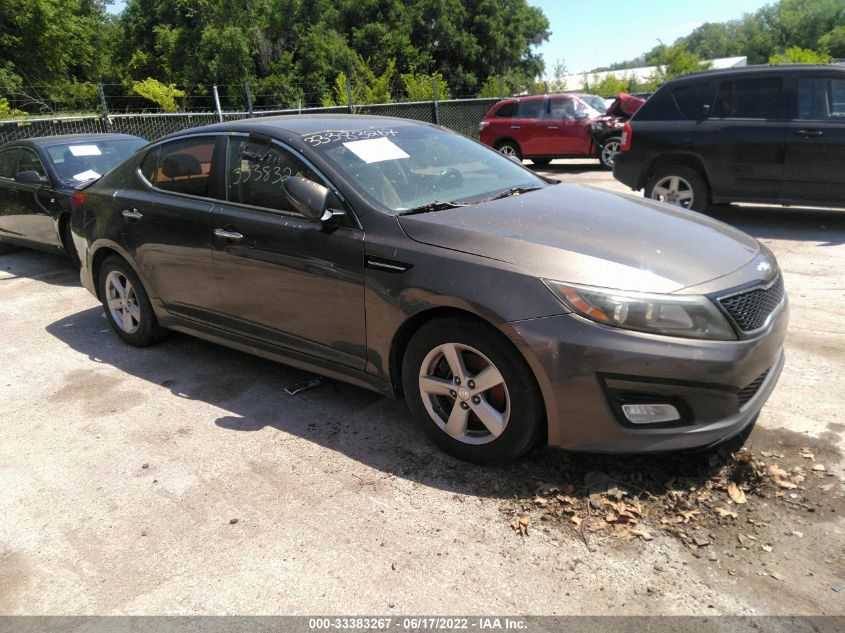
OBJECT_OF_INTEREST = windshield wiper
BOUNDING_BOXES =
[486,185,544,201]
[398,200,470,216]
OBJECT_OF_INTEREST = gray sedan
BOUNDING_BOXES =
[70,115,788,462]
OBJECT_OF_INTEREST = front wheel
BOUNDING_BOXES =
[599,137,621,170]
[402,317,545,463]
[495,141,522,161]
[0,238,17,255]
[98,255,165,347]
[645,165,709,211]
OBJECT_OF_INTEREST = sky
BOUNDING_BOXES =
[527,0,773,76]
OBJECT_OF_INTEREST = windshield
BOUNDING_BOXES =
[45,138,146,183]
[303,126,547,213]
[579,95,608,113]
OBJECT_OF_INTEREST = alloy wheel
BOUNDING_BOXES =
[105,270,141,334]
[601,140,621,168]
[651,175,694,208]
[498,145,516,157]
[418,343,511,445]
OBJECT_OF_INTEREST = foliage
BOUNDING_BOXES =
[547,59,568,92]
[819,25,845,57]
[401,71,451,101]
[583,73,633,97]
[0,97,26,119]
[132,77,186,112]
[646,43,712,82]
[770,46,833,63]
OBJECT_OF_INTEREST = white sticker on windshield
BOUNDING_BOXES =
[343,137,409,164]
[69,145,102,157]
[73,169,101,181]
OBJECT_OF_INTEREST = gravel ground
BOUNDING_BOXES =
[0,160,843,616]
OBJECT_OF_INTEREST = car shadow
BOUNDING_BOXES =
[704,204,845,246]
[0,248,79,287]
[45,306,757,500]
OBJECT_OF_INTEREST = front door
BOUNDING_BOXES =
[540,96,593,155]
[117,135,221,323]
[695,75,787,201]
[783,74,845,204]
[12,147,59,246]
[211,134,367,369]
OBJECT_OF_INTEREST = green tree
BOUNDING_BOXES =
[132,77,186,112]
[401,71,451,101]
[819,25,845,57]
[769,46,833,63]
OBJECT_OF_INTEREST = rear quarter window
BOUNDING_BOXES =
[672,82,717,119]
[516,99,545,119]
[632,91,683,121]
[494,102,517,118]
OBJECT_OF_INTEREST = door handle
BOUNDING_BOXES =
[510,125,521,129]
[214,228,244,240]
[547,126,559,130]
[795,129,823,138]
[121,208,143,220]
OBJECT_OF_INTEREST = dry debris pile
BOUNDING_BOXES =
[504,446,839,551]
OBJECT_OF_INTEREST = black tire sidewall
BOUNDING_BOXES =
[98,255,162,347]
[402,317,545,463]
[61,220,81,269]
[646,165,709,211]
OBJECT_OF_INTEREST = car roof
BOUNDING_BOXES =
[0,133,144,150]
[156,114,435,143]
[666,63,845,86]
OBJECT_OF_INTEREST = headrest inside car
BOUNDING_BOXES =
[162,154,203,178]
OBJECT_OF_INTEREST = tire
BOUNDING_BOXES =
[495,140,522,161]
[645,165,709,212]
[98,255,165,347]
[60,218,81,268]
[402,317,545,463]
[531,158,551,167]
[599,137,621,170]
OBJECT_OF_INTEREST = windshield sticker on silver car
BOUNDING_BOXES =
[342,137,409,164]
[302,128,398,147]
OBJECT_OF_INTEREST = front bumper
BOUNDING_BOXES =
[510,300,788,453]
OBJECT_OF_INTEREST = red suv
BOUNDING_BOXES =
[479,93,626,169]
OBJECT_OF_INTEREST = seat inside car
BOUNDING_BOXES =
[159,153,207,196]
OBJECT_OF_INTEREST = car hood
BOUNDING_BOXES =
[396,184,760,294]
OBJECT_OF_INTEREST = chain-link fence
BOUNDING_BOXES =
[0,100,498,145]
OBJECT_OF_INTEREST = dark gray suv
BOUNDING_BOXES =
[614,64,845,210]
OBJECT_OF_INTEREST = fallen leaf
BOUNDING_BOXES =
[769,571,787,582]
[728,483,747,504]
[510,515,531,536]
[533,496,549,506]
[791,530,804,538]
[761,544,773,552]
[570,515,582,526]
[798,448,815,460]
[812,464,826,472]
[768,465,798,489]
[631,528,654,541]
[715,507,738,519]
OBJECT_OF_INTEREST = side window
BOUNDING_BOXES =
[672,82,716,119]
[634,92,682,121]
[516,99,545,119]
[495,102,517,118]
[713,77,782,119]
[226,135,318,214]
[797,77,845,120]
[139,146,159,183]
[17,148,46,178]
[548,97,576,119]
[0,149,18,179]
[154,136,215,197]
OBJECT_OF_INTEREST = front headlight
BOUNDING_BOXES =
[543,280,736,341]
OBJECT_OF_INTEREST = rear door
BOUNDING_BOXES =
[511,98,548,156]
[694,75,787,200]
[116,134,221,324]
[782,73,845,203]
[12,147,59,246]
[210,134,367,369]
[0,148,21,241]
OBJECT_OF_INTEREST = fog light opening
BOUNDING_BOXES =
[621,403,681,425]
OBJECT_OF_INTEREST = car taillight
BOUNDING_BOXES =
[479,121,489,132]
[71,189,89,211]
[620,121,632,152]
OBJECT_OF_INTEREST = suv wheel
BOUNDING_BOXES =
[495,141,522,161]
[599,137,622,170]
[645,165,709,211]
[402,317,545,463]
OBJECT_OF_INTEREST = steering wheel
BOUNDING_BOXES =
[431,167,463,191]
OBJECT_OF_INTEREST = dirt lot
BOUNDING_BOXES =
[1,161,843,616]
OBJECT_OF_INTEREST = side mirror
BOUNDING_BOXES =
[699,104,711,120]
[573,111,589,120]
[282,176,344,225]
[15,170,47,185]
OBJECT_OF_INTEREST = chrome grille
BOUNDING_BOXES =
[719,276,785,332]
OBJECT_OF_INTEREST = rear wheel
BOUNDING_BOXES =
[495,140,522,161]
[0,238,17,254]
[599,137,621,169]
[60,218,80,268]
[402,317,545,463]
[645,165,709,211]
[98,255,165,347]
